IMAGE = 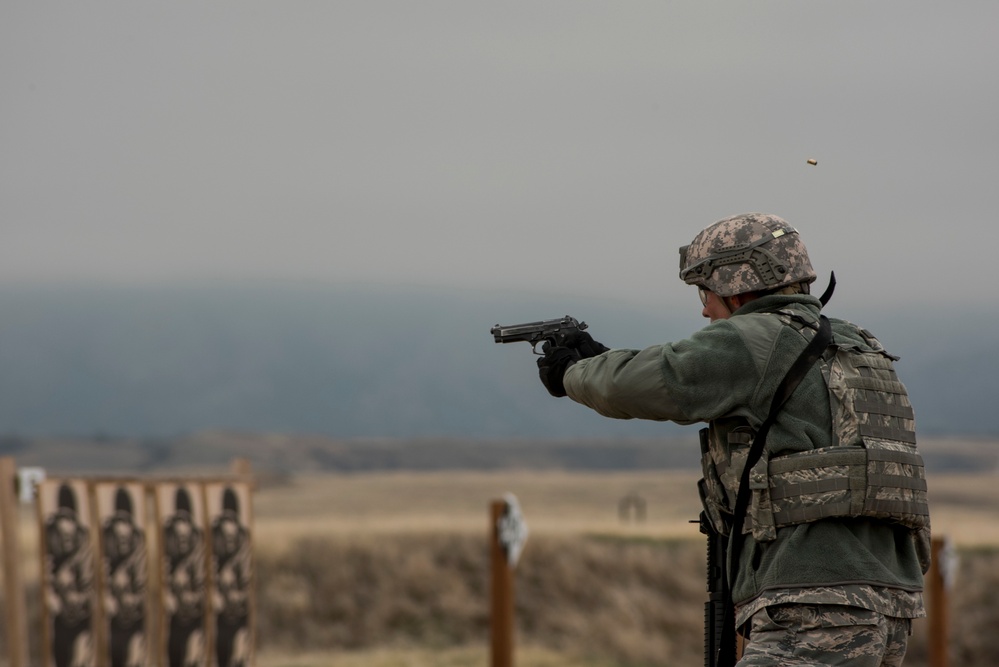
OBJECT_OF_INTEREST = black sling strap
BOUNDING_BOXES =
[818,271,836,308]
[716,313,833,666]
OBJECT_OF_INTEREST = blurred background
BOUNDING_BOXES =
[2,2,998,442]
[3,3,999,666]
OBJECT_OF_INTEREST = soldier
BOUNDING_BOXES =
[163,487,206,667]
[536,213,930,666]
[102,487,147,667]
[45,484,95,667]
[211,488,251,667]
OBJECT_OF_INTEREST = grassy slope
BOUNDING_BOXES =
[7,469,999,666]
[248,470,999,667]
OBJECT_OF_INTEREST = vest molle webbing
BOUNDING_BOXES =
[751,329,928,540]
[698,314,929,542]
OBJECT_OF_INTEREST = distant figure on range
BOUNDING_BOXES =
[102,487,148,667]
[45,483,95,667]
[163,487,206,667]
[530,213,930,666]
[211,487,251,667]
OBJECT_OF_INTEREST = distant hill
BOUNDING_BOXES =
[2,432,993,476]
[0,284,996,440]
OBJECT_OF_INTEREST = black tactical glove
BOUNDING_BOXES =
[537,345,580,398]
[559,331,610,359]
[537,332,609,398]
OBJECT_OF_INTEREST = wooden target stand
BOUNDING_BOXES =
[1,457,255,667]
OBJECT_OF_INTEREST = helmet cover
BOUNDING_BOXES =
[678,213,816,297]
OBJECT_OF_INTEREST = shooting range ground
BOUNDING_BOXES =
[5,466,999,666]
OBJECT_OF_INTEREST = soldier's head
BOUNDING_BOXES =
[214,487,243,557]
[51,484,82,554]
[110,520,135,556]
[166,487,197,558]
[107,487,138,558]
[167,515,195,559]
[53,516,80,555]
[679,213,816,321]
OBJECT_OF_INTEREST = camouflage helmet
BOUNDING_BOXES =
[678,213,816,297]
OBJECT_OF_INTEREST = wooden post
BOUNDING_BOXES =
[490,500,514,667]
[928,537,951,667]
[0,457,29,667]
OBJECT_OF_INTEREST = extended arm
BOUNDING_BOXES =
[563,322,760,424]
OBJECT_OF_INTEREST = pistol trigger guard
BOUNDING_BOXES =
[535,339,557,356]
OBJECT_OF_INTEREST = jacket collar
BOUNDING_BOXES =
[732,293,822,318]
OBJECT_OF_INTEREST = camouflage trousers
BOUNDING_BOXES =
[737,604,911,667]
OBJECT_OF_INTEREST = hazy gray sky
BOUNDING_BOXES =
[3,2,997,311]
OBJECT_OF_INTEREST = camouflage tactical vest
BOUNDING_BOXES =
[698,312,930,546]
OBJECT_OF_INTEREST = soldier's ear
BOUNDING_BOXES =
[722,295,742,313]
[727,292,761,311]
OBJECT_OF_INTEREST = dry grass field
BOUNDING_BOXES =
[250,470,709,666]
[248,468,999,667]
[253,469,707,543]
[252,468,999,546]
[4,462,999,666]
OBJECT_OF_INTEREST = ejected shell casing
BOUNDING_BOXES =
[807,158,818,165]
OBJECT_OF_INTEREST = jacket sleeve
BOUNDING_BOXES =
[562,320,761,424]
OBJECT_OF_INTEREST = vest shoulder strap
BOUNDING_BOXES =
[719,314,832,666]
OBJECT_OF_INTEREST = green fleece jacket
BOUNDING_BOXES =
[562,294,925,607]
